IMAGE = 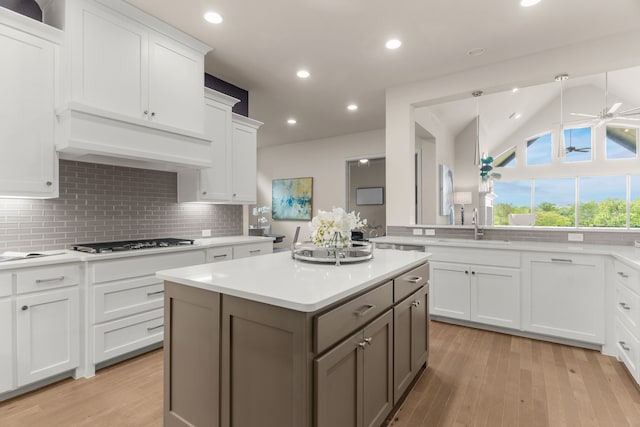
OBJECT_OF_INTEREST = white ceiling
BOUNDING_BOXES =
[126,0,640,147]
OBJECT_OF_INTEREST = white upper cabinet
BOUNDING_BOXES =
[178,91,262,204]
[41,0,213,169]
[0,8,61,198]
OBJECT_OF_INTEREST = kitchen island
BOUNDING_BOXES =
[157,249,430,427]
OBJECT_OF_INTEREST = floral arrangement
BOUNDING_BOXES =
[309,208,367,247]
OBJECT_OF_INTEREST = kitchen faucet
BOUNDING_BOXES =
[472,208,484,240]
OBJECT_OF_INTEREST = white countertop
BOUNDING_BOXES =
[371,236,640,269]
[0,235,274,269]
[157,250,430,312]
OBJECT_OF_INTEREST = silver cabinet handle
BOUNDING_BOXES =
[618,271,630,278]
[147,290,164,296]
[551,258,573,263]
[249,249,261,254]
[620,341,631,352]
[354,304,376,317]
[404,276,422,283]
[411,300,421,307]
[358,341,367,349]
[619,302,631,310]
[364,337,373,345]
[36,276,65,284]
[147,324,164,332]
[213,254,228,259]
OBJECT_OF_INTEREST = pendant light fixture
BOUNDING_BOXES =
[472,90,483,165]
[555,73,569,159]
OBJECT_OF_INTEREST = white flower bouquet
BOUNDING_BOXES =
[309,207,367,247]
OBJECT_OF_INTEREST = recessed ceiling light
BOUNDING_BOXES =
[203,11,223,24]
[467,47,485,57]
[287,118,297,125]
[385,39,402,50]
[347,104,358,111]
[520,0,541,7]
[296,69,310,79]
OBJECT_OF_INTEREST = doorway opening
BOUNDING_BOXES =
[345,157,386,238]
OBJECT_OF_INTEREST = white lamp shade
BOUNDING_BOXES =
[454,191,472,205]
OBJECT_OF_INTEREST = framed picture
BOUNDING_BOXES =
[440,164,454,216]
[356,187,384,205]
[272,177,313,220]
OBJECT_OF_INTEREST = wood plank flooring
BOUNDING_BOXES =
[1,321,640,426]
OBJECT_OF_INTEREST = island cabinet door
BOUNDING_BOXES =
[315,310,393,427]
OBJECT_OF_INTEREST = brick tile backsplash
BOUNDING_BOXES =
[0,160,243,252]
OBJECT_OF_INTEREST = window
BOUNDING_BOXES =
[632,175,640,228]
[493,180,532,225]
[578,176,626,227]
[526,132,552,165]
[606,126,637,159]
[495,146,516,168]
[534,178,575,226]
[563,127,592,163]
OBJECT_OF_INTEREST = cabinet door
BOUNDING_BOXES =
[362,310,393,427]
[231,122,257,203]
[76,3,148,120]
[430,262,470,320]
[470,266,520,329]
[16,288,79,386]
[522,254,604,344]
[394,287,428,403]
[200,98,233,201]
[0,23,57,197]
[316,331,363,427]
[0,299,13,393]
[148,32,204,133]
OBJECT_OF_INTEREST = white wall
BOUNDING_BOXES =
[385,29,640,226]
[256,129,385,247]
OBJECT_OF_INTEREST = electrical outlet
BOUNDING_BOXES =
[424,229,436,236]
[202,229,212,237]
[567,233,583,242]
[412,228,423,236]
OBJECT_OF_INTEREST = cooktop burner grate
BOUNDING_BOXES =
[72,238,194,254]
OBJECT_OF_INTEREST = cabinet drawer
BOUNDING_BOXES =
[0,272,11,297]
[206,247,233,263]
[93,277,164,323]
[394,263,429,303]
[92,250,205,283]
[614,260,640,294]
[93,309,164,364]
[315,281,393,354]
[615,318,640,383]
[16,264,80,294]
[233,242,273,259]
[616,282,640,332]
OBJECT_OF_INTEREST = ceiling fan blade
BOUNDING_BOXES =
[570,112,598,118]
[607,102,622,115]
[618,106,640,115]
[618,117,640,121]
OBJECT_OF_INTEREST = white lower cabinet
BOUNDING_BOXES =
[15,287,80,386]
[613,259,640,384]
[522,253,605,344]
[0,298,13,393]
[430,261,520,329]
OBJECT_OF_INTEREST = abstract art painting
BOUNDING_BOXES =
[272,177,313,220]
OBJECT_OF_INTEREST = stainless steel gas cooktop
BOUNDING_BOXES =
[72,238,194,254]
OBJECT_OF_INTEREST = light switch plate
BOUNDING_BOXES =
[412,228,423,236]
[424,229,436,236]
[568,233,583,242]
[202,229,212,237]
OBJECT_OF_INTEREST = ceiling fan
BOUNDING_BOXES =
[565,128,590,153]
[569,72,640,127]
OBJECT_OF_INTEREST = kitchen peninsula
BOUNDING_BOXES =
[157,249,430,427]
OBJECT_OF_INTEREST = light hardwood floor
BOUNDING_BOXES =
[1,321,640,427]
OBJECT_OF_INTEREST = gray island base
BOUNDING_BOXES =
[157,250,430,427]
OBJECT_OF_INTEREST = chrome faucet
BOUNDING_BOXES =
[472,208,484,240]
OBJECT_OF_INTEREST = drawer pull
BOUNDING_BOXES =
[620,341,631,352]
[213,254,228,259]
[354,304,376,317]
[364,337,373,345]
[358,341,367,349]
[249,249,261,254]
[618,271,630,279]
[404,276,422,283]
[147,324,164,332]
[411,300,421,307]
[35,276,65,284]
[147,290,164,296]
[619,302,631,310]
[21,305,28,311]
[551,258,573,263]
